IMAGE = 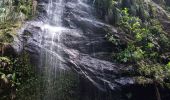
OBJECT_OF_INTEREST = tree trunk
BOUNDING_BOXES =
[154,83,161,100]
[32,0,37,15]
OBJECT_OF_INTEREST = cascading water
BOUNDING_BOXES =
[14,0,135,100]
[36,0,67,99]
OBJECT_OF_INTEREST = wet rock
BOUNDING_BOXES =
[14,0,139,92]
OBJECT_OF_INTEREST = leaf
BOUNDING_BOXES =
[1,74,8,83]
[12,72,16,81]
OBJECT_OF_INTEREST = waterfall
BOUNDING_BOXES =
[36,0,67,99]
[93,0,96,5]
[15,0,125,99]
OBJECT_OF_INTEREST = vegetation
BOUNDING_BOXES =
[107,7,170,84]
[0,0,36,99]
[0,0,170,99]
[0,52,35,100]
[0,0,36,48]
[95,0,170,99]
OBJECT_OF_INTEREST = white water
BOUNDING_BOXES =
[37,0,66,99]
[14,0,119,99]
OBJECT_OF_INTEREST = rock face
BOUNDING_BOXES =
[14,0,136,95]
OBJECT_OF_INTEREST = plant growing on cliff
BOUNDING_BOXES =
[106,7,170,100]
[0,0,37,99]
[0,51,36,100]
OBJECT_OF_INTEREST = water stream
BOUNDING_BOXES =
[15,0,129,100]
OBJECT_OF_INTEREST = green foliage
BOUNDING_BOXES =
[105,7,170,85]
[165,62,170,79]
[0,56,19,99]
[0,0,34,46]
[116,45,145,63]
[0,57,12,73]
[0,0,34,23]
[0,52,35,99]
[137,62,165,82]
[114,8,146,63]
[94,0,166,24]
[105,33,120,46]
[0,1,36,99]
